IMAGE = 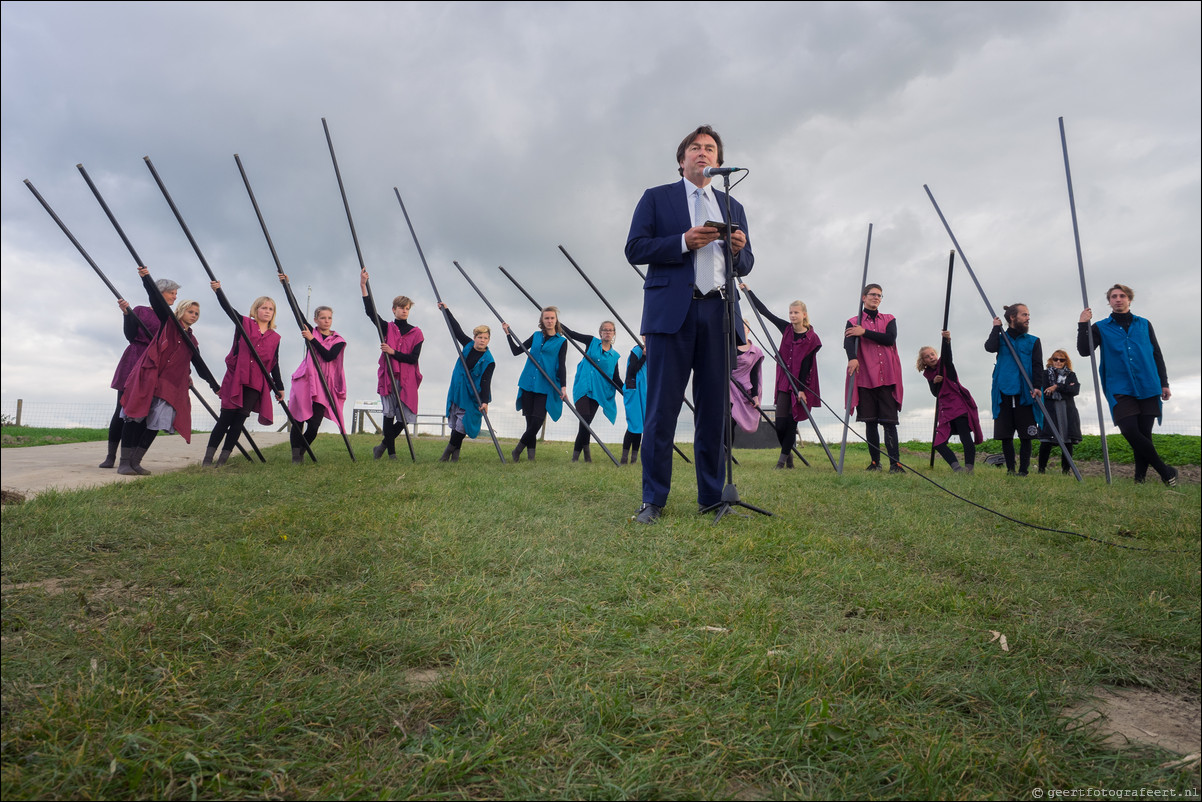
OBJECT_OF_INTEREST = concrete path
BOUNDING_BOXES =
[1,432,291,500]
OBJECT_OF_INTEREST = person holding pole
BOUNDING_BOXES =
[917,331,982,474]
[437,304,496,463]
[360,270,423,461]
[985,303,1045,476]
[286,301,347,465]
[118,268,218,475]
[102,276,179,468]
[625,124,753,523]
[203,285,285,466]
[1078,284,1176,486]
[845,284,903,473]
[566,321,622,463]
[744,286,821,470]
[503,307,569,463]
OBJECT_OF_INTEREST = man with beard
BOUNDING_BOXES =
[985,303,1046,476]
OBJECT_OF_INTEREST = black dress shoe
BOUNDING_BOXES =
[632,503,662,524]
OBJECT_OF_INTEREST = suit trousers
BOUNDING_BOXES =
[642,294,733,507]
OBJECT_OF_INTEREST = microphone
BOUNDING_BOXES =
[702,166,746,177]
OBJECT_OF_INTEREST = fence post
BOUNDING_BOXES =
[15,399,22,426]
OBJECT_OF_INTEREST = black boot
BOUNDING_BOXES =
[511,443,523,463]
[292,448,304,465]
[775,453,788,469]
[439,443,455,462]
[583,445,592,463]
[620,447,630,465]
[202,446,217,467]
[215,449,233,467]
[572,449,581,462]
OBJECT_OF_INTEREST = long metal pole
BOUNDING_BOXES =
[1059,117,1112,484]
[233,154,354,461]
[142,156,315,462]
[838,223,873,474]
[25,176,257,462]
[321,119,415,461]
[923,184,1082,481]
[393,187,505,463]
[453,260,620,466]
[931,250,956,468]
[739,284,838,470]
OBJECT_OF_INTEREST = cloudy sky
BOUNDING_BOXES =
[3,1,1199,442]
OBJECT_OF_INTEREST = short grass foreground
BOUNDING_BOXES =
[2,436,1199,799]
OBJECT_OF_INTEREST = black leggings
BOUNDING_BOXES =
[623,431,642,451]
[573,397,599,451]
[518,391,548,448]
[1037,441,1074,473]
[120,418,158,451]
[107,393,124,449]
[1117,413,1170,481]
[866,422,900,467]
[934,416,976,468]
[290,403,326,450]
[774,391,798,455]
[1000,437,1032,473]
[449,429,467,449]
[207,387,261,453]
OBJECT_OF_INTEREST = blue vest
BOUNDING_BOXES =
[623,345,647,434]
[571,338,621,424]
[446,342,494,438]
[1097,314,1162,424]
[516,331,565,421]
[991,331,1041,424]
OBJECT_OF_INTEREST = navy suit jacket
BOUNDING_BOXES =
[625,179,754,336]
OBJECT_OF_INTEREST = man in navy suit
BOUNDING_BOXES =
[626,125,754,523]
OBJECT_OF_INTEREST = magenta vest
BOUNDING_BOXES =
[121,323,199,443]
[776,326,822,422]
[289,329,347,425]
[377,322,423,413]
[846,312,903,412]
[219,316,281,424]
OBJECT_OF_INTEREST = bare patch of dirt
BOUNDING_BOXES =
[1,489,26,505]
[405,668,442,687]
[1,577,75,595]
[1065,687,1201,758]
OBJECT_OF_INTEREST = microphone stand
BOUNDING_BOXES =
[704,172,771,522]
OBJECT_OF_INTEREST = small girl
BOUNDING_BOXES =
[918,331,983,473]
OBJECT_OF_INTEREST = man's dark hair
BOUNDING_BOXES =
[863,283,883,296]
[1003,303,1027,327]
[676,125,724,176]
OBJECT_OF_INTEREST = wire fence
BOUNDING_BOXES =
[4,398,1199,443]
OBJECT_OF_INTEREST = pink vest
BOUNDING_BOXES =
[377,322,423,413]
[289,329,347,425]
[219,316,281,424]
[846,312,903,412]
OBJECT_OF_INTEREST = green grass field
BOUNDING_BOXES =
[2,435,1199,799]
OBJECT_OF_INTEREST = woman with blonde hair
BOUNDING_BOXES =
[1037,349,1082,474]
[287,303,347,464]
[203,284,284,466]
[741,284,820,469]
[118,267,219,474]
